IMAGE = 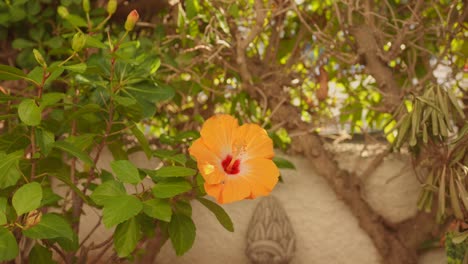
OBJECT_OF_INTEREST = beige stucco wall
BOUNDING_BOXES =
[66,144,445,263]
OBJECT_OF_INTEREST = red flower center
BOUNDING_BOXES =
[221,155,240,174]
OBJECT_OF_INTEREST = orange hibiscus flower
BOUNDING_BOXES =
[189,114,279,204]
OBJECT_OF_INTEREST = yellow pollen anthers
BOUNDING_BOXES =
[202,163,215,175]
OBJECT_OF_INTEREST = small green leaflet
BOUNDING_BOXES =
[114,217,141,257]
[273,157,295,169]
[18,99,41,126]
[23,214,73,241]
[90,180,126,206]
[152,180,192,198]
[0,151,23,189]
[197,198,233,232]
[28,244,55,264]
[168,214,196,256]
[143,199,172,222]
[12,182,42,216]
[102,195,142,228]
[53,141,93,166]
[111,160,142,185]
[0,227,19,262]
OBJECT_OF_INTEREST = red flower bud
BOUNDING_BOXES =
[124,10,139,31]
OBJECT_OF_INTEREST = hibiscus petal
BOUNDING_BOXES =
[235,124,274,160]
[219,177,251,204]
[200,114,238,157]
[204,183,223,202]
[242,158,279,194]
[189,139,225,184]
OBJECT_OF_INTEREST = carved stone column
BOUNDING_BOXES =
[246,196,296,264]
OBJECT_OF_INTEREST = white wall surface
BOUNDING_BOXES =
[68,145,445,264]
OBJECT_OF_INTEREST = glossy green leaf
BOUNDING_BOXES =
[130,125,152,159]
[114,217,141,257]
[53,141,93,166]
[143,199,172,222]
[35,128,55,156]
[23,213,73,241]
[102,195,142,228]
[152,180,192,198]
[273,157,296,169]
[12,182,42,216]
[40,93,64,108]
[0,227,19,262]
[0,151,23,189]
[111,160,142,185]
[0,198,7,225]
[90,180,126,206]
[18,99,41,126]
[197,197,233,232]
[174,200,192,217]
[29,244,55,264]
[0,64,27,81]
[168,214,196,256]
[62,63,87,73]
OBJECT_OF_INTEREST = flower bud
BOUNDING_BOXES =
[107,0,117,15]
[72,32,87,52]
[124,10,139,31]
[83,0,90,13]
[24,210,42,229]
[33,49,46,67]
[57,6,70,18]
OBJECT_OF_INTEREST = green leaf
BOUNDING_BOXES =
[12,182,42,216]
[23,213,73,241]
[29,244,55,264]
[102,195,142,228]
[65,14,87,27]
[185,0,200,19]
[111,160,142,185]
[53,141,93,166]
[169,154,187,166]
[149,58,161,74]
[114,95,137,107]
[40,92,64,109]
[85,35,107,49]
[90,180,126,206]
[51,232,79,252]
[65,134,96,151]
[0,64,27,81]
[152,166,196,178]
[197,198,233,232]
[174,200,192,217]
[62,63,87,73]
[114,217,141,257]
[143,199,172,222]
[130,125,152,159]
[152,180,192,198]
[0,151,23,189]
[273,157,296,169]
[35,128,55,156]
[0,227,19,262]
[18,99,41,126]
[12,38,36,49]
[40,188,62,207]
[0,198,7,225]
[127,82,175,103]
[168,214,196,256]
